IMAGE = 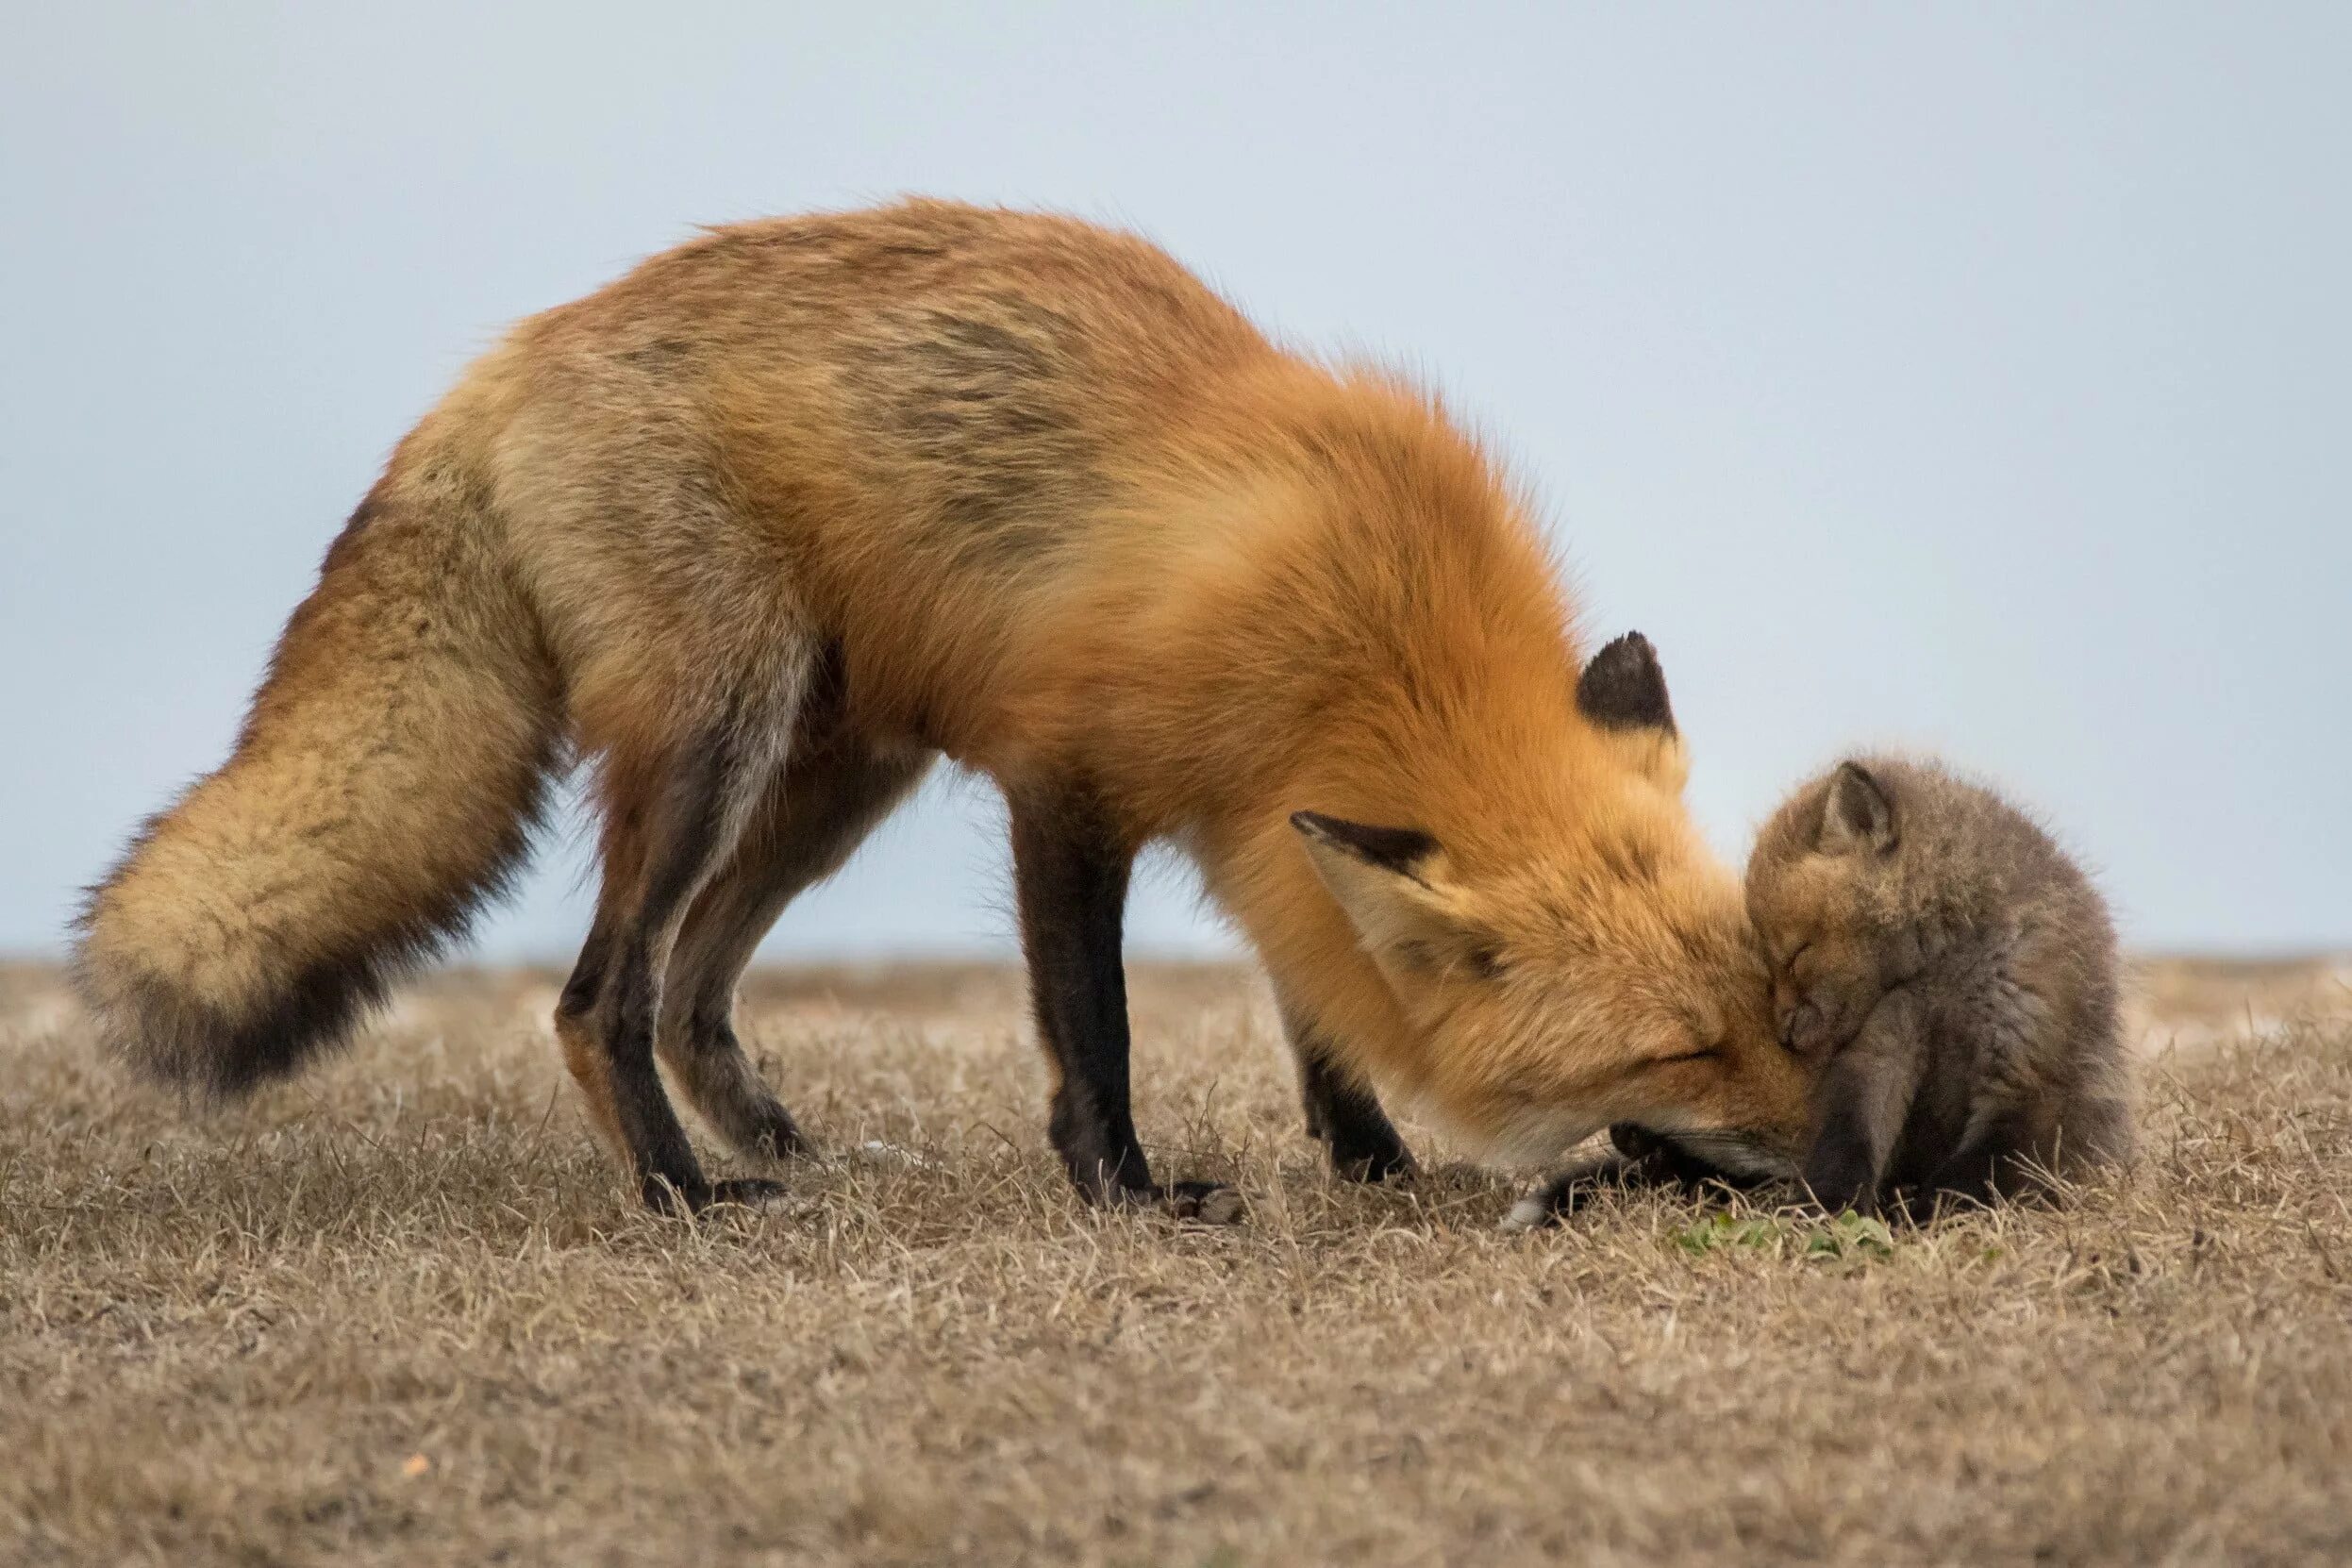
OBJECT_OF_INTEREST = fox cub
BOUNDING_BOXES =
[1745,757,2135,1215]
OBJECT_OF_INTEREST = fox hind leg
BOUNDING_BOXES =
[557,671,810,1213]
[657,742,933,1158]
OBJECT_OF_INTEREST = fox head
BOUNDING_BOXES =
[1291,634,1811,1178]
[1743,759,1921,1060]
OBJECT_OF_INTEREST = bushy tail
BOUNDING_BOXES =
[75,471,562,1094]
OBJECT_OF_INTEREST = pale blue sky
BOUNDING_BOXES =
[3,4,2344,959]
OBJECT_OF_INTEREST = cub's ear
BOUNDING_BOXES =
[1576,631,1689,792]
[1291,812,1498,980]
[1817,761,1897,856]
[1576,631,1676,736]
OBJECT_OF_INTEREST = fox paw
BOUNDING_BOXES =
[1104,1181,1245,1225]
[1499,1156,1632,1232]
[702,1176,792,1210]
[1501,1186,1573,1233]
[643,1175,792,1216]
[1166,1181,1246,1225]
[1328,1141,1419,1185]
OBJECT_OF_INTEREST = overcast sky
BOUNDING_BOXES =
[4,4,2344,960]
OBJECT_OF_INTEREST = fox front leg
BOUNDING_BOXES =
[1801,988,1929,1217]
[1008,788,1243,1224]
[1276,989,1416,1182]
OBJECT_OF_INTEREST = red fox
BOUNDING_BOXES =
[75,200,1810,1215]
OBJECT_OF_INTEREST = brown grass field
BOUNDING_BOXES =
[2,955,2348,1566]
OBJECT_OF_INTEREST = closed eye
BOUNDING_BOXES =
[1779,941,1814,979]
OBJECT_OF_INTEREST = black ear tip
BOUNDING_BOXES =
[1577,630,1676,734]
[1599,630,1659,666]
[1289,811,1440,875]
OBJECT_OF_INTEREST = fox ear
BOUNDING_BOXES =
[1291,812,1499,979]
[1576,631,1676,736]
[1817,762,1897,856]
[1576,631,1690,792]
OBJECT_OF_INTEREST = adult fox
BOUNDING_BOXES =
[77,201,1809,1215]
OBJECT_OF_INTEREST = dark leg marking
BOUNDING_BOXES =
[1281,996,1415,1182]
[1009,788,1239,1222]
[659,743,934,1158]
[561,721,793,1214]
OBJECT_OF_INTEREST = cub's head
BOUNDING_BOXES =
[1292,634,1810,1177]
[1744,759,1923,1059]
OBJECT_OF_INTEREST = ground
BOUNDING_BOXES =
[2,957,2347,1567]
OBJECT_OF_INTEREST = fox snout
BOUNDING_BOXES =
[1611,1123,1798,1186]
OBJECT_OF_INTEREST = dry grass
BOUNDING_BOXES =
[2,957,2348,1567]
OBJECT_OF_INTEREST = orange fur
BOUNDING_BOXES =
[76,200,1810,1181]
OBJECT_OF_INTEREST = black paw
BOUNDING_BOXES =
[1163,1181,1246,1224]
[704,1176,791,1209]
[1800,1144,1882,1219]
[740,1111,810,1162]
[642,1175,790,1215]
[1104,1180,1245,1225]
[1502,1155,1633,1232]
[1798,1176,1879,1219]
[1329,1139,1419,1184]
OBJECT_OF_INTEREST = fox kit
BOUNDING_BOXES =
[1744,758,2133,1215]
[75,200,1810,1217]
